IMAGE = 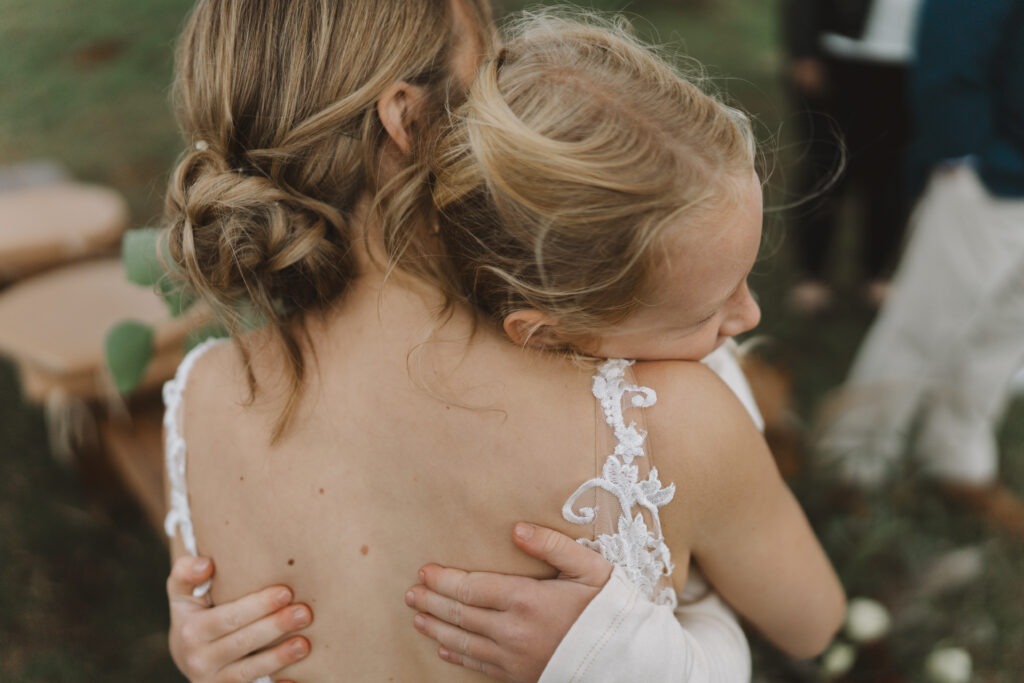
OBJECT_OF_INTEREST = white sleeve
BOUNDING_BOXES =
[539,567,751,683]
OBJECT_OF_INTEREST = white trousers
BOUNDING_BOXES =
[818,165,1024,485]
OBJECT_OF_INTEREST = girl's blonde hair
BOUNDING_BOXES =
[432,11,756,349]
[163,0,492,438]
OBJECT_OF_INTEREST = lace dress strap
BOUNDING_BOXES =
[162,336,273,683]
[562,359,678,607]
[162,337,226,598]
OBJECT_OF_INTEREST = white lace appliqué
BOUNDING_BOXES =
[562,359,678,607]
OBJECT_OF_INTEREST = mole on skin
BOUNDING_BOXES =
[360,545,369,556]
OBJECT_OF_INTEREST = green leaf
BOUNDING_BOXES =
[104,320,155,394]
[157,277,197,317]
[121,227,165,287]
[121,228,199,317]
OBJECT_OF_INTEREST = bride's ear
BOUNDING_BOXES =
[503,310,563,349]
[377,81,428,155]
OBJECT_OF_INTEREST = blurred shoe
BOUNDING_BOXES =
[864,279,891,310]
[936,480,1024,539]
[786,279,834,316]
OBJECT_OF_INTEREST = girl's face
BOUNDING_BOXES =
[584,172,763,362]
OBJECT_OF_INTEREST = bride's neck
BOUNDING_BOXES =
[332,193,450,316]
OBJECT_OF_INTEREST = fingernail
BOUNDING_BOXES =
[414,614,427,631]
[418,569,425,583]
[514,522,534,541]
[291,606,311,627]
[289,638,309,658]
[276,588,293,607]
[405,590,415,607]
[439,647,451,659]
[193,558,210,575]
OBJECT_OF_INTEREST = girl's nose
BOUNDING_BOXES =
[720,283,761,337]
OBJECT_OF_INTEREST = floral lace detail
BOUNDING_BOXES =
[562,359,677,607]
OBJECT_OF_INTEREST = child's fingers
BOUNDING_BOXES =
[438,646,509,682]
[412,612,501,666]
[208,604,313,667]
[215,636,310,683]
[404,585,498,638]
[417,564,515,611]
[189,585,297,643]
[511,523,612,587]
[168,556,214,602]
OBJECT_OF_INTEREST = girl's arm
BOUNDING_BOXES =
[166,555,312,683]
[406,524,750,683]
[644,361,846,660]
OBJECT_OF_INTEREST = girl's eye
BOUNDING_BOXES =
[695,312,717,326]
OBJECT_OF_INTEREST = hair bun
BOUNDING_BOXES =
[165,146,354,327]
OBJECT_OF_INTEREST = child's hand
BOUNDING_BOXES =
[167,556,313,683]
[405,523,612,683]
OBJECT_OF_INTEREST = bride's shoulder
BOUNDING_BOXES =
[176,336,234,386]
[172,336,255,420]
[631,358,743,416]
[631,358,767,468]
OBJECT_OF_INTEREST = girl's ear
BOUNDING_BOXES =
[377,81,428,155]
[503,309,562,349]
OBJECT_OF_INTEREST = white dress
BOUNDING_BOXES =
[164,339,753,683]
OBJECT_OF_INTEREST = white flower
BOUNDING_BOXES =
[844,597,891,643]
[820,642,856,678]
[924,647,972,683]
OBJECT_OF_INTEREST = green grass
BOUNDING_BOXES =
[0,360,182,682]
[1,0,1022,681]
[0,0,193,222]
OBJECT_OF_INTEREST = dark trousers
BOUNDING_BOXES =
[790,58,914,281]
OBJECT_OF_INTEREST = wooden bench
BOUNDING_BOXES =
[100,401,166,532]
[0,257,208,530]
[0,182,129,284]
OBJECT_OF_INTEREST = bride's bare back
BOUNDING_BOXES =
[176,274,656,680]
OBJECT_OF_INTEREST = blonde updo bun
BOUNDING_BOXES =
[166,142,353,330]
[432,10,756,346]
[163,0,494,439]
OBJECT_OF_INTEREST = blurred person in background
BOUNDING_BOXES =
[818,0,1024,535]
[781,0,921,314]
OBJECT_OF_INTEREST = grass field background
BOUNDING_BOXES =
[1,0,1022,681]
